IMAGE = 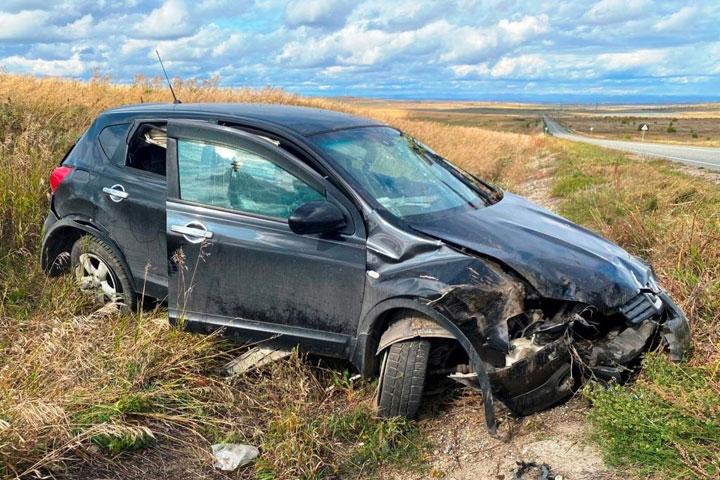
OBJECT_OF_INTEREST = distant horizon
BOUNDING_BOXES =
[14,72,720,106]
[314,92,720,105]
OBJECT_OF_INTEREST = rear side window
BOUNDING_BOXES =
[98,124,130,160]
[127,123,167,176]
[177,138,323,219]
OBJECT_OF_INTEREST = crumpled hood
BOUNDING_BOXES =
[410,193,650,312]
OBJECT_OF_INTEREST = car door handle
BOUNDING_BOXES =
[102,185,128,202]
[171,223,214,243]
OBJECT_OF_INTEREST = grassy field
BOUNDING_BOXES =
[0,74,718,479]
[341,98,720,146]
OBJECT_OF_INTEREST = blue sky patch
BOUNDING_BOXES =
[1,0,718,101]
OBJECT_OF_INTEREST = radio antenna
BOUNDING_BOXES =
[155,50,181,104]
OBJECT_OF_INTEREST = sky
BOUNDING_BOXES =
[1,0,719,102]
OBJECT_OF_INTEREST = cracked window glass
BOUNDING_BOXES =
[311,127,487,220]
[177,139,323,219]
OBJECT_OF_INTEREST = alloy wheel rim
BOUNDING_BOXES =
[75,253,122,303]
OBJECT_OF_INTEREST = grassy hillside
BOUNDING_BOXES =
[0,74,718,479]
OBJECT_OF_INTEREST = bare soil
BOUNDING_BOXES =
[383,391,621,480]
[515,152,559,210]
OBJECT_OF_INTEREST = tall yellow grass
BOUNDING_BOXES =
[0,72,542,182]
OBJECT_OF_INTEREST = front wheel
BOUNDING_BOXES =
[70,236,135,310]
[377,339,430,419]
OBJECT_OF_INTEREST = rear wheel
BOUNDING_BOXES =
[71,236,135,310]
[377,339,430,419]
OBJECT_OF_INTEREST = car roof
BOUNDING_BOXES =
[102,102,384,136]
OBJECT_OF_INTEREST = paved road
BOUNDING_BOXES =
[543,115,720,171]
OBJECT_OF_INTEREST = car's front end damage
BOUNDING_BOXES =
[442,282,690,418]
[363,192,691,433]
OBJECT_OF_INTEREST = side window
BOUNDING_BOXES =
[126,123,167,176]
[98,124,130,160]
[177,139,324,219]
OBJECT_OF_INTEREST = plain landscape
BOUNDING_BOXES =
[0,74,718,479]
[340,98,720,146]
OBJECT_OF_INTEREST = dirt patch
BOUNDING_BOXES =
[384,392,621,480]
[668,163,720,186]
[516,152,559,211]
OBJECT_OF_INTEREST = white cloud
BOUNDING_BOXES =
[352,0,454,31]
[278,20,448,68]
[498,14,549,43]
[653,6,699,32]
[0,10,52,41]
[283,0,354,29]
[63,14,94,38]
[449,64,490,77]
[0,53,87,76]
[441,14,549,63]
[595,49,667,71]
[583,0,651,25]
[450,54,548,79]
[134,0,192,39]
[491,54,547,78]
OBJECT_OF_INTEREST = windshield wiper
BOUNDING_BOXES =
[408,136,500,204]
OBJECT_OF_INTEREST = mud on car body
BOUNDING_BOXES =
[42,103,691,432]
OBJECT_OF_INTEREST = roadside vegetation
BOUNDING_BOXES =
[553,114,720,147]
[546,139,719,479]
[1,73,717,479]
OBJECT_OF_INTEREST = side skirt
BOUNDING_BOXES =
[170,309,354,359]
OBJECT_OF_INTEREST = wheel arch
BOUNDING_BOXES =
[353,297,498,432]
[41,217,137,292]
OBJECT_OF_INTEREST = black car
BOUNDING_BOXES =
[43,103,690,432]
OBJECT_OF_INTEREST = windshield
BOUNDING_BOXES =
[310,127,494,220]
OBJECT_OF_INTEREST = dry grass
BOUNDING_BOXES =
[555,114,720,147]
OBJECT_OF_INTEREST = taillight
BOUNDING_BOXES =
[49,166,72,194]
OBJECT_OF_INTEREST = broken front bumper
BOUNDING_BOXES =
[658,291,691,361]
[453,290,691,417]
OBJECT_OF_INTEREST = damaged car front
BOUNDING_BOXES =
[310,126,691,432]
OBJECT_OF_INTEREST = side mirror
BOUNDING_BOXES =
[289,200,346,235]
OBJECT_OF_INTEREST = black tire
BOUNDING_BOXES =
[70,236,136,310]
[377,338,430,419]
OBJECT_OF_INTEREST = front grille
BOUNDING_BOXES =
[620,292,664,324]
